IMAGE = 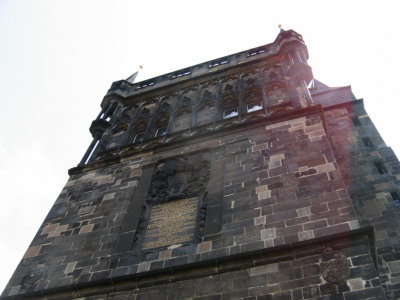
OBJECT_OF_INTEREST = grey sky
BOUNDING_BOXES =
[1,0,399,291]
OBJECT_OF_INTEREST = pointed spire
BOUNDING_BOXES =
[126,65,143,84]
[278,24,285,32]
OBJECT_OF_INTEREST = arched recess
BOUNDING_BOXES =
[242,86,263,114]
[171,97,192,134]
[220,81,239,120]
[148,111,170,140]
[201,89,213,102]
[110,106,135,137]
[131,118,148,144]
[195,99,215,127]
[241,68,259,85]
[265,71,288,107]
[93,102,132,157]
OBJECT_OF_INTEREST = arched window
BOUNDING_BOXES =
[171,102,192,133]
[150,112,170,139]
[131,119,148,144]
[243,88,263,113]
[196,99,215,126]
[221,87,238,120]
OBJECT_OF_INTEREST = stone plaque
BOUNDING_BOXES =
[142,197,198,250]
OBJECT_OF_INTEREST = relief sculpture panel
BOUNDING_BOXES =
[147,154,210,204]
[136,153,210,251]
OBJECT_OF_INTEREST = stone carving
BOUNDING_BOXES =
[111,122,128,134]
[203,90,212,99]
[89,119,111,139]
[131,154,210,251]
[182,96,192,107]
[147,154,210,204]
[159,101,171,112]
[141,107,150,117]
[224,84,234,92]
[320,252,350,284]
[111,108,132,133]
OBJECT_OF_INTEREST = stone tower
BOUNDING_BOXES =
[2,29,400,299]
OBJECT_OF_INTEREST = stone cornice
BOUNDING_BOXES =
[100,30,307,109]
[69,104,325,175]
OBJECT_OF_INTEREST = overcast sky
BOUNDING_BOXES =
[1,0,400,291]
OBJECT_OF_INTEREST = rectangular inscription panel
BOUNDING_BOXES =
[142,197,198,250]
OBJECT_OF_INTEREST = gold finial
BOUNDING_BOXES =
[278,24,284,32]
[139,65,143,70]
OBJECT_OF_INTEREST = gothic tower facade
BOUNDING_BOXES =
[2,30,400,299]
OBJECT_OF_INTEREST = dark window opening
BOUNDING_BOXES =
[171,69,191,79]
[247,101,263,113]
[375,161,388,174]
[103,102,118,120]
[223,107,238,119]
[362,137,374,148]
[136,80,155,90]
[248,46,267,57]
[353,117,361,127]
[391,192,400,206]
[133,132,145,144]
[391,192,400,200]
[209,57,229,68]
[155,126,168,138]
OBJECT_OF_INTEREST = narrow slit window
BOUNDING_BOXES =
[391,192,400,206]
[223,107,238,119]
[155,126,168,138]
[362,137,374,148]
[247,102,263,113]
[375,161,388,174]
[133,132,145,144]
[353,117,361,127]
[391,192,399,200]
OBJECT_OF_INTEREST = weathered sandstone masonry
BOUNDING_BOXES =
[2,29,400,300]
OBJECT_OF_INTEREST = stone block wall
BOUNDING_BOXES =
[5,231,382,300]
[3,28,398,300]
[4,105,389,299]
[323,101,400,299]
